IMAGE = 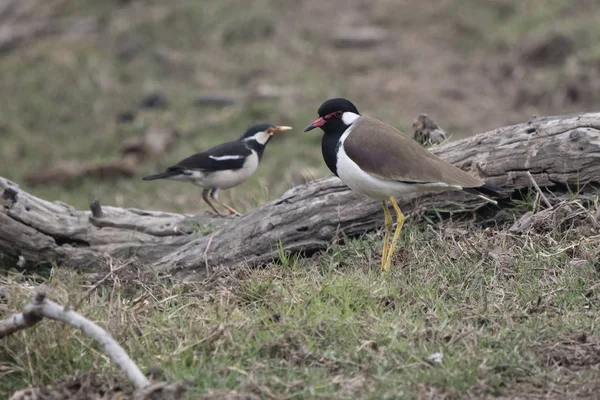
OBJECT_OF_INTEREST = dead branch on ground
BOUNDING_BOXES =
[0,292,150,389]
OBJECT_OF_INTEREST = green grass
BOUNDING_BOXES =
[444,0,600,57]
[2,1,600,398]
[2,215,599,398]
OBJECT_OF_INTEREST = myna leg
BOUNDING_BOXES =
[381,200,393,271]
[202,189,224,216]
[384,196,405,270]
[209,189,241,216]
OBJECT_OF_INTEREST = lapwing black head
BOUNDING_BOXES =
[304,98,500,272]
[304,98,360,135]
[143,123,292,216]
[304,98,362,176]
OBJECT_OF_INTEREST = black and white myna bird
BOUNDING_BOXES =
[143,124,292,216]
[304,98,499,271]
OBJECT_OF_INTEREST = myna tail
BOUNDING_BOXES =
[142,171,179,181]
[463,182,502,205]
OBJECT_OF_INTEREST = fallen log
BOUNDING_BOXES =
[2,113,600,279]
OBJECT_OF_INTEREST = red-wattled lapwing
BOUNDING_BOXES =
[304,98,499,271]
[143,124,292,216]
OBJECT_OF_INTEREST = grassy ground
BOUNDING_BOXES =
[2,201,600,398]
[2,0,600,398]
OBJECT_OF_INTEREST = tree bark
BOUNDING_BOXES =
[2,113,600,279]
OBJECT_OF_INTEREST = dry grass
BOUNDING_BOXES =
[2,199,600,399]
[2,1,600,398]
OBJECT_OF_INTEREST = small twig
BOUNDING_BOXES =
[0,283,10,304]
[203,232,218,274]
[539,242,580,258]
[87,190,103,218]
[0,296,43,337]
[0,292,150,388]
[74,257,131,310]
[2,186,18,202]
[89,199,104,218]
[526,171,552,209]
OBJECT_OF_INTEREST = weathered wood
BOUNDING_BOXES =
[2,113,600,278]
[0,181,228,268]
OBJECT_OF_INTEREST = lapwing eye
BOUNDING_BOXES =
[334,111,342,118]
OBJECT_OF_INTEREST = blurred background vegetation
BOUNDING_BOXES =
[3,2,600,398]
[1,0,599,214]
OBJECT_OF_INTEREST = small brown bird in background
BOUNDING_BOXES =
[412,114,448,147]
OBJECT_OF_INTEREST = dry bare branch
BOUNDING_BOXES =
[0,297,43,337]
[0,293,150,389]
[526,171,553,209]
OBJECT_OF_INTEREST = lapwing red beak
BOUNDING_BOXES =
[270,125,293,135]
[303,117,326,132]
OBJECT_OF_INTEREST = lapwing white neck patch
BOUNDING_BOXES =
[342,112,360,126]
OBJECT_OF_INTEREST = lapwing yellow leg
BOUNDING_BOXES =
[381,200,393,271]
[383,196,405,271]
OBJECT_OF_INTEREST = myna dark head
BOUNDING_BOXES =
[240,123,292,145]
[304,98,361,135]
